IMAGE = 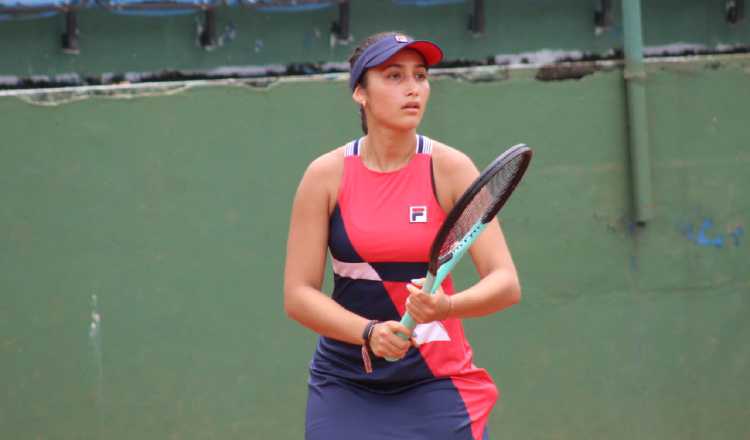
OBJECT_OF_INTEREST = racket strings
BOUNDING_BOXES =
[488,154,524,202]
[437,154,526,260]
[438,188,492,257]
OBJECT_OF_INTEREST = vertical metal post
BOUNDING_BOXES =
[594,0,613,34]
[622,0,654,224]
[469,0,484,35]
[200,8,216,49]
[62,10,79,54]
[332,0,350,41]
[726,0,744,23]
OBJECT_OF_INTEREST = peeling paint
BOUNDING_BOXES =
[14,83,194,106]
[2,52,749,104]
[0,47,747,93]
[494,49,588,67]
[645,43,750,58]
[439,67,510,83]
[535,63,597,82]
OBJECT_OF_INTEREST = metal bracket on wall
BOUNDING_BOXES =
[61,10,80,54]
[0,3,83,54]
[594,0,613,35]
[331,0,350,42]
[199,8,217,49]
[726,0,744,23]
[468,0,484,35]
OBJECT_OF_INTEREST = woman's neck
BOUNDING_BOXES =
[361,127,417,173]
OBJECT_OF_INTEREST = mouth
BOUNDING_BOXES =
[402,102,421,111]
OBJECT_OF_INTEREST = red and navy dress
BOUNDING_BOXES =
[306,135,498,440]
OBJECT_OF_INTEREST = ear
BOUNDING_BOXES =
[352,85,367,107]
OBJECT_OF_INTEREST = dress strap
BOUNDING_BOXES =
[345,138,362,157]
[416,135,433,155]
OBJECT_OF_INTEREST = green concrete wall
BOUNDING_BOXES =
[1,55,749,439]
[1,0,749,78]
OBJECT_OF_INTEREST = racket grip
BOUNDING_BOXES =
[400,314,417,333]
[384,273,437,362]
[383,314,414,362]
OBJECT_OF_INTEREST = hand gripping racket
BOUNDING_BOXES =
[386,144,533,361]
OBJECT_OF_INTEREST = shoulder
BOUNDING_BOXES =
[429,138,480,179]
[296,143,348,214]
[427,138,481,207]
[304,144,346,181]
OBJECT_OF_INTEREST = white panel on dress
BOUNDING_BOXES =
[331,257,382,281]
[413,321,451,345]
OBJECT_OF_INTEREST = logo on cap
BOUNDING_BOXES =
[394,34,409,43]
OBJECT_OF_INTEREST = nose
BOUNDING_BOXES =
[405,75,419,97]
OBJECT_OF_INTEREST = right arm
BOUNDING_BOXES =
[283,151,413,358]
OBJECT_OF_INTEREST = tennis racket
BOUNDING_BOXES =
[386,143,533,361]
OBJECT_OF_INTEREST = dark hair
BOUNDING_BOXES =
[348,31,413,135]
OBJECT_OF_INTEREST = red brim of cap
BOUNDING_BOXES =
[404,40,444,66]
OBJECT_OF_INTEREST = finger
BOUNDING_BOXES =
[405,302,426,324]
[387,321,413,339]
[381,323,412,344]
[384,328,412,349]
[371,335,401,358]
[380,336,409,356]
[405,283,421,295]
[410,278,426,287]
[406,298,425,318]
[410,337,420,348]
[407,291,430,308]
[415,288,434,301]
[381,338,403,355]
[410,291,437,310]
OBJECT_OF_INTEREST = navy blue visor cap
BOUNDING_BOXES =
[349,34,443,92]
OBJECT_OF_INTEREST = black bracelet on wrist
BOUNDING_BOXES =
[362,320,378,349]
[360,320,379,374]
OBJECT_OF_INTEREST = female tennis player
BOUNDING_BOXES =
[283,31,521,440]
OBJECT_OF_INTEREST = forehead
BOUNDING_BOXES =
[376,49,427,68]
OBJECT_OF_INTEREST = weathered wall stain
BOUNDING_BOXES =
[729,225,744,246]
[681,219,744,248]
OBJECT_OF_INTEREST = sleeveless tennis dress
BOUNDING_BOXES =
[305,135,498,440]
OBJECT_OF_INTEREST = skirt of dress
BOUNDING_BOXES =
[305,371,491,440]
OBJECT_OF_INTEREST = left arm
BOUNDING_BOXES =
[448,218,521,318]
[405,144,521,323]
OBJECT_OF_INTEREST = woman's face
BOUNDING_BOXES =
[355,49,431,133]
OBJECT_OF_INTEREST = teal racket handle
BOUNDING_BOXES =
[384,272,438,362]
[398,273,436,332]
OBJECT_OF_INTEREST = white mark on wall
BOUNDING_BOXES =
[89,293,104,428]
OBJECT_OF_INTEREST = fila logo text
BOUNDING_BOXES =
[410,206,428,223]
